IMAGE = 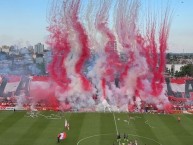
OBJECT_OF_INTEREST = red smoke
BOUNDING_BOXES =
[44,0,172,112]
[47,17,71,89]
[70,0,91,91]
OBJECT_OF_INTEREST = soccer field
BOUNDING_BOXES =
[0,111,193,145]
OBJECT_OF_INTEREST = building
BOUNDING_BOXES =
[166,64,186,73]
[9,45,19,56]
[35,54,44,64]
[0,60,12,68]
[28,45,34,54]
[34,43,44,54]
[1,45,10,53]
[43,50,52,73]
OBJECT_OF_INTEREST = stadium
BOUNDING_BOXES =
[1,0,193,145]
[0,75,193,145]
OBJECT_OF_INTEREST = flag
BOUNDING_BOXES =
[165,77,193,99]
[65,119,70,130]
[65,119,68,128]
[59,132,67,140]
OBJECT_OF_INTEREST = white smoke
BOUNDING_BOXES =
[46,0,171,112]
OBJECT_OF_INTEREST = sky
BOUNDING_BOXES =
[0,0,49,47]
[167,0,193,53]
[0,0,192,53]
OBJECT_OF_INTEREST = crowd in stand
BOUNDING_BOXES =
[0,98,15,107]
[0,97,59,111]
[1,96,193,112]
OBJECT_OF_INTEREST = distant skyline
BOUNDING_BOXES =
[0,0,49,47]
[0,0,192,53]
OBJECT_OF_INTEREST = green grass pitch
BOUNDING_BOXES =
[0,111,193,145]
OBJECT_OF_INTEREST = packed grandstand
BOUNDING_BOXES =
[0,75,193,113]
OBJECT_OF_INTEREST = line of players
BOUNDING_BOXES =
[114,133,138,145]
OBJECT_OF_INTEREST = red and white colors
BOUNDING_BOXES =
[0,0,175,112]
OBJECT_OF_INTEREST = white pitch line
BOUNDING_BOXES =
[77,133,114,145]
[76,112,162,145]
[127,134,162,145]
[76,132,162,145]
[145,120,155,128]
[25,112,62,120]
[108,106,118,135]
[128,117,131,126]
[112,111,119,135]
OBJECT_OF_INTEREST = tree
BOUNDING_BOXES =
[174,70,179,77]
[37,63,46,75]
[175,64,193,77]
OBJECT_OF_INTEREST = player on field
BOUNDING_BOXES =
[178,116,181,123]
[117,133,121,142]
